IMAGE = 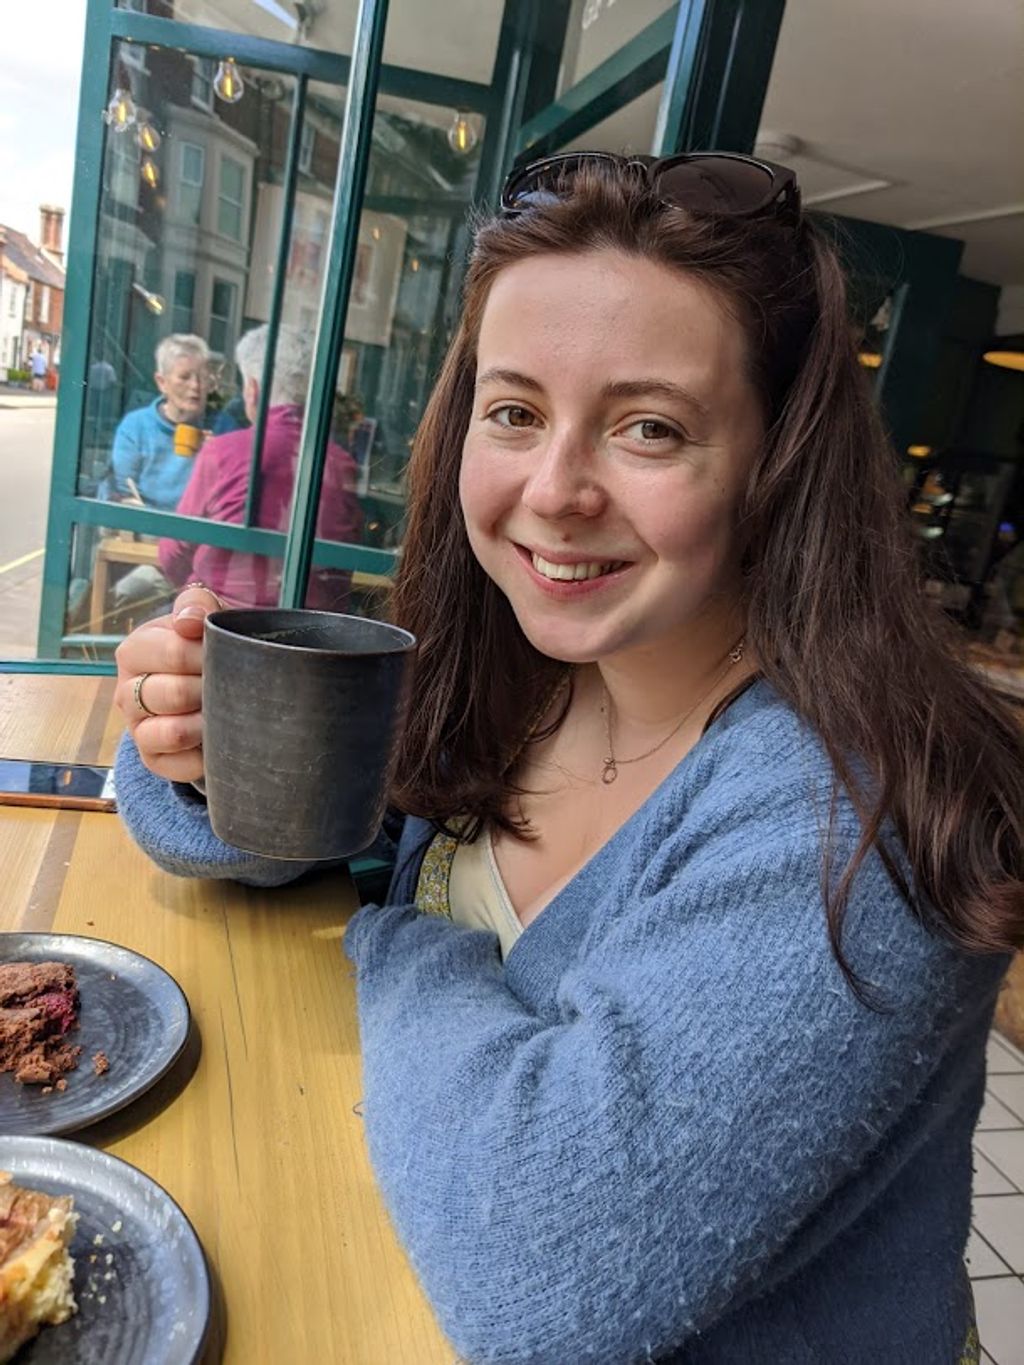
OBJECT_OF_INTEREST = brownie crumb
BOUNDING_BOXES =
[92,1051,110,1077]
[55,1078,68,1092]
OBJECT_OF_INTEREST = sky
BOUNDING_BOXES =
[0,2,87,244]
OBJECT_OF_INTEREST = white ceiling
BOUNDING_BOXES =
[168,0,1024,286]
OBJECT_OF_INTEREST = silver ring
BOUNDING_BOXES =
[182,579,225,609]
[133,672,158,718]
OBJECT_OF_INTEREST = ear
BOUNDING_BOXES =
[154,371,168,396]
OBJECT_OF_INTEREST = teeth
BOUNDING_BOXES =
[531,553,620,582]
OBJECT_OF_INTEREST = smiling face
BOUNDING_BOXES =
[155,354,210,425]
[459,249,765,668]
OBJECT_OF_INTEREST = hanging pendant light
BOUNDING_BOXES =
[136,121,162,153]
[104,87,137,132]
[214,58,245,104]
[446,110,477,155]
[131,283,165,315]
[140,156,160,189]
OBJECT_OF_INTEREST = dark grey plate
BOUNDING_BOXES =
[0,934,190,1136]
[0,1135,210,1363]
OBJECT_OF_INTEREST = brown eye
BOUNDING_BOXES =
[640,420,673,440]
[492,405,535,428]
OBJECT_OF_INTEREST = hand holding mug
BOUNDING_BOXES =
[114,584,221,783]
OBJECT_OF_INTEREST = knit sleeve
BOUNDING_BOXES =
[343,784,1004,1364]
[114,730,402,886]
[114,730,320,886]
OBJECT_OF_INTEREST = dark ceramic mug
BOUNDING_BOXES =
[202,609,416,860]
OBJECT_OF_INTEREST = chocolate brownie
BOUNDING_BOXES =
[0,962,82,1086]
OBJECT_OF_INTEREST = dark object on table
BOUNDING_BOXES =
[203,608,416,860]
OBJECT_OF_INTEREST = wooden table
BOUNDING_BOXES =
[88,536,162,635]
[0,674,452,1363]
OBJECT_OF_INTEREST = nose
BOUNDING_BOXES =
[521,424,606,522]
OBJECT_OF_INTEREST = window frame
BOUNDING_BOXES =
[179,140,206,226]
[190,55,215,111]
[216,154,247,241]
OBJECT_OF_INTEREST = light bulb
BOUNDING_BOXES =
[214,58,245,104]
[104,87,137,132]
[446,110,477,155]
[132,282,165,315]
[136,122,161,153]
[140,156,160,189]
[409,257,420,273]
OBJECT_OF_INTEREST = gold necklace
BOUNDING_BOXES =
[600,639,746,785]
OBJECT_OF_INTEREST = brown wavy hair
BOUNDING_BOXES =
[389,164,1024,970]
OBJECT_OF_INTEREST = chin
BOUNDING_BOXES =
[511,616,613,665]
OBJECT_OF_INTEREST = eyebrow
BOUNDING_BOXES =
[474,368,711,419]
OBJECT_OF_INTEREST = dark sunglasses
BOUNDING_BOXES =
[501,151,800,224]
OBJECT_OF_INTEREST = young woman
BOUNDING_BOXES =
[112,154,1023,1364]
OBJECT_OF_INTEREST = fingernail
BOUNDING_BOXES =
[177,606,208,621]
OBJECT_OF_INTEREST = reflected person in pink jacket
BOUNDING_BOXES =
[159,324,363,609]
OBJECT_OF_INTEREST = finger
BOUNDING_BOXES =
[134,712,204,756]
[172,584,224,632]
[127,671,202,719]
[115,624,203,685]
[139,747,206,785]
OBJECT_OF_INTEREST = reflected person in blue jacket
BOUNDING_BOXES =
[109,333,212,510]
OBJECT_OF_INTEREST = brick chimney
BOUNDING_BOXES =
[39,205,65,263]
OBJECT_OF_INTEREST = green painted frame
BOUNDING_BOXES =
[514,8,678,162]
[15,0,792,675]
[653,0,786,155]
[31,0,498,667]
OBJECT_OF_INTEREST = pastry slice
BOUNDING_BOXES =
[0,1172,78,1363]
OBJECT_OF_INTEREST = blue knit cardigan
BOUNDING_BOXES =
[114,680,1006,1364]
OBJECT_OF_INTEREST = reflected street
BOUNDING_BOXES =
[0,395,55,657]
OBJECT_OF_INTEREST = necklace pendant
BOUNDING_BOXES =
[601,757,618,784]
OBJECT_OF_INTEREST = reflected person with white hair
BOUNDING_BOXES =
[110,333,211,510]
[158,324,363,608]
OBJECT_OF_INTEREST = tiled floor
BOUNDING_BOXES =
[970,1030,1024,1365]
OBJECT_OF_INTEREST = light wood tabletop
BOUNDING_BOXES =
[0,673,452,1364]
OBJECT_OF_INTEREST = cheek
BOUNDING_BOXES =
[459,438,516,531]
[636,477,741,566]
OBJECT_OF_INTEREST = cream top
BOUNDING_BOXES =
[447,830,524,960]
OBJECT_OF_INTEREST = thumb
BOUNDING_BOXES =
[172,584,223,637]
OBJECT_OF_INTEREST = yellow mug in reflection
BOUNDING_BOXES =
[173,423,205,457]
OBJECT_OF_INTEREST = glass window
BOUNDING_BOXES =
[299,122,315,175]
[217,155,246,240]
[191,57,215,111]
[107,128,138,207]
[209,279,237,356]
[560,0,674,94]
[172,271,195,332]
[180,142,205,225]
[38,286,50,325]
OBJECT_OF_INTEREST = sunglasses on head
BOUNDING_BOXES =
[500,150,801,224]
